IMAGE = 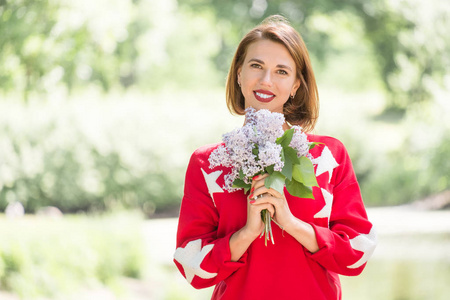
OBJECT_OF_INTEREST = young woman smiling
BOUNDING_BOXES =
[174,15,377,300]
[237,39,300,116]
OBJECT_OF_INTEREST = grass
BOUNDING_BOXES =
[0,212,146,299]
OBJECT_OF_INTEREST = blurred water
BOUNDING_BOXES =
[341,207,450,300]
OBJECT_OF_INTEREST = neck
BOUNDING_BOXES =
[282,122,291,131]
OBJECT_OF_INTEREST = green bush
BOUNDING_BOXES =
[1,88,448,213]
[0,94,187,215]
[360,131,450,206]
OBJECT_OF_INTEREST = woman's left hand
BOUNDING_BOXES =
[249,173,320,252]
[249,174,295,230]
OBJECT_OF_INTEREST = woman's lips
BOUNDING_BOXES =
[253,90,275,103]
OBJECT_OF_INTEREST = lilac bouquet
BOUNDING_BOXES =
[209,107,319,245]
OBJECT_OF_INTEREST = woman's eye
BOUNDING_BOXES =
[278,69,288,75]
[250,64,262,69]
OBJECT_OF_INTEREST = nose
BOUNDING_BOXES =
[259,70,273,87]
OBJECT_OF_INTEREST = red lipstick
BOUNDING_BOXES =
[253,90,275,103]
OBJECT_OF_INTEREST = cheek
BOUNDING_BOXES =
[242,78,256,93]
[282,81,296,94]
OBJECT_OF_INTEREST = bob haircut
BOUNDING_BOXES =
[226,15,319,132]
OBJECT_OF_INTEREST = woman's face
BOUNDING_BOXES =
[237,39,300,114]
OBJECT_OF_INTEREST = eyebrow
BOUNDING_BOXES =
[247,58,293,72]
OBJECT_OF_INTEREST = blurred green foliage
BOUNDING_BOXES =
[361,131,450,206]
[0,0,222,100]
[0,0,138,98]
[0,213,145,298]
[1,0,449,109]
[1,88,448,214]
[0,94,186,215]
[0,1,449,213]
[167,0,450,111]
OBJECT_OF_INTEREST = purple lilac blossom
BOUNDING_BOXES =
[258,142,284,171]
[253,109,285,143]
[223,170,240,193]
[290,125,311,158]
[208,107,309,192]
[209,145,232,169]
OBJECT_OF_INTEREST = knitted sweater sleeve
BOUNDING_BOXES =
[305,137,377,276]
[173,147,246,289]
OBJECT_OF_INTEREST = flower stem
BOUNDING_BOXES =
[268,211,274,245]
[261,209,275,246]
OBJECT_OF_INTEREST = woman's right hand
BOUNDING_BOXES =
[229,174,275,261]
[242,174,275,239]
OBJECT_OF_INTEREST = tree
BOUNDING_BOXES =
[0,0,143,100]
[178,0,449,112]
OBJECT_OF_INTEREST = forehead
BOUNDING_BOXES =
[244,39,295,66]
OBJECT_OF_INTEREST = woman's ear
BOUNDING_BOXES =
[292,78,300,96]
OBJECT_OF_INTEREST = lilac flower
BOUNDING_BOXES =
[208,108,317,246]
[290,125,310,158]
[246,108,285,144]
[208,107,310,192]
[223,169,240,193]
[258,142,284,171]
[209,145,232,169]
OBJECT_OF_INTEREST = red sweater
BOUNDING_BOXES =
[174,134,377,300]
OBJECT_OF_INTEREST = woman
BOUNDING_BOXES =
[173,15,376,300]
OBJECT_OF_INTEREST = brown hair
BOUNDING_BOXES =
[226,15,319,132]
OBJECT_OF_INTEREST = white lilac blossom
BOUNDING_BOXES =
[258,142,284,171]
[208,107,311,192]
[289,125,311,158]
[208,145,232,169]
[223,170,240,193]
[248,109,285,144]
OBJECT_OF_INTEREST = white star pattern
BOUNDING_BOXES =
[312,146,339,183]
[347,226,377,269]
[173,239,218,284]
[201,168,224,207]
[314,188,333,226]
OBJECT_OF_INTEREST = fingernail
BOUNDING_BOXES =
[250,187,254,193]
[249,194,254,199]
[249,200,255,204]
[252,175,259,181]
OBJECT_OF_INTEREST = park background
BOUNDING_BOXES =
[0,0,449,299]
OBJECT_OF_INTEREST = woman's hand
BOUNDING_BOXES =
[230,173,319,261]
[229,174,276,261]
[249,173,319,253]
[240,174,276,239]
[248,173,295,230]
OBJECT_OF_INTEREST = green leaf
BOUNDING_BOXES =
[283,146,300,164]
[276,128,294,148]
[281,149,293,180]
[285,179,314,199]
[264,171,285,194]
[252,144,259,157]
[281,159,293,181]
[232,178,251,193]
[309,142,323,150]
[239,169,246,180]
[292,156,318,187]
[265,165,275,175]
